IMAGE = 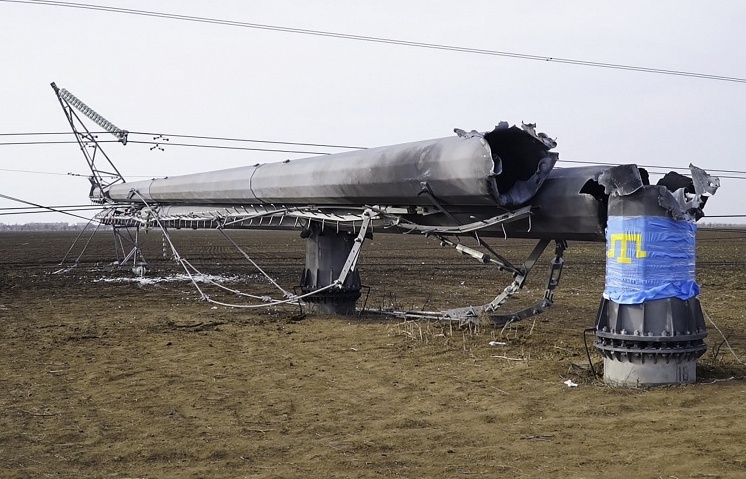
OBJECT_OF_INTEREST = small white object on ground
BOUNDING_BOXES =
[488,341,507,346]
[563,379,578,388]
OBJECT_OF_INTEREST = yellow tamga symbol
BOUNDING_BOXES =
[608,233,648,264]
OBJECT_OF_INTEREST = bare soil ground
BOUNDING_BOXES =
[1,229,745,478]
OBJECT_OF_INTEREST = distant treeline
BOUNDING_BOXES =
[0,222,103,231]
[698,222,746,229]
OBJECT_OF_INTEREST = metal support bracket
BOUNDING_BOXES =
[434,234,522,276]
[489,239,566,325]
[112,224,148,275]
[439,238,567,326]
[336,209,374,286]
[418,181,461,226]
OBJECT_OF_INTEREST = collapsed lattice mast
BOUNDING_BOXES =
[51,82,128,202]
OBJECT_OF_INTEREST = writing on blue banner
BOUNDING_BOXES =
[604,216,698,304]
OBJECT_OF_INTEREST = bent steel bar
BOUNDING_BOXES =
[102,123,557,208]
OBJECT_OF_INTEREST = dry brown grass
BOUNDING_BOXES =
[1,229,745,478]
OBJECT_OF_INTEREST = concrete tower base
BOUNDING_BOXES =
[300,223,362,315]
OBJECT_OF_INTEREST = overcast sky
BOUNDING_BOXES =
[1,0,745,225]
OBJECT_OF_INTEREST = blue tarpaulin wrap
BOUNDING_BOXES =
[603,216,698,304]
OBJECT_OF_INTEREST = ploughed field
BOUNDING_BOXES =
[1,228,745,478]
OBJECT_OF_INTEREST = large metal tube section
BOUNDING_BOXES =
[102,124,556,208]
[108,165,262,204]
[499,166,608,241]
[252,135,497,206]
[386,165,609,241]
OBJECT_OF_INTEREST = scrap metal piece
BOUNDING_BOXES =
[656,164,720,221]
[520,122,557,149]
[657,186,691,220]
[689,163,720,197]
[598,164,645,196]
[440,238,567,326]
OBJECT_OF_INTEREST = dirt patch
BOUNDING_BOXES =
[1,229,745,478]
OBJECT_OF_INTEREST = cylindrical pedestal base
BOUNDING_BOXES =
[602,357,697,387]
[595,297,707,387]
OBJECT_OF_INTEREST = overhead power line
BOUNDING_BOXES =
[0,207,102,216]
[0,139,336,155]
[125,141,331,155]
[0,132,74,136]
[0,204,99,211]
[0,193,93,221]
[0,167,72,177]
[0,166,183,179]
[0,131,365,152]
[4,0,746,84]
[3,132,746,179]
[0,132,365,149]
[129,132,366,150]
[556,159,746,178]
